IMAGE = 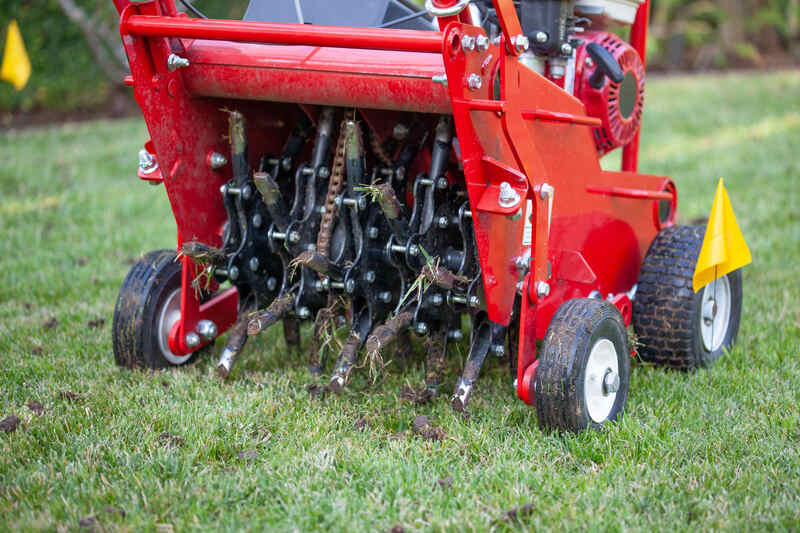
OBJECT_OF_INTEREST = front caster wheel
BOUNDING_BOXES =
[535,298,630,433]
[112,249,199,369]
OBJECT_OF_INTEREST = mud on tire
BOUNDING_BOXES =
[632,225,742,370]
[113,249,199,369]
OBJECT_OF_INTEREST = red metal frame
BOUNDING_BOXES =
[116,0,666,400]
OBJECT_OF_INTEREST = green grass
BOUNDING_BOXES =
[1,70,799,532]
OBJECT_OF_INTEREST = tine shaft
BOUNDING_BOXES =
[451,320,506,411]
[216,309,252,378]
[290,251,345,280]
[180,240,226,267]
[282,317,301,350]
[253,171,290,231]
[247,293,295,336]
[328,332,365,393]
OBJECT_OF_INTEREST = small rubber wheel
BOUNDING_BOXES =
[112,249,198,369]
[535,298,630,433]
[633,225,743,369]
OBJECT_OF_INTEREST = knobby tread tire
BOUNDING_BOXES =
[112,249,191,369]
[632,225,742,370]
[535,298,630,433]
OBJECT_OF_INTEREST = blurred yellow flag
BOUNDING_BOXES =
[1,20,31,90]
[692,178,751,292]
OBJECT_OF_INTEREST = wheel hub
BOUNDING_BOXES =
[157,288,193,365]
[584,338,619,423]
[699,276,731,352]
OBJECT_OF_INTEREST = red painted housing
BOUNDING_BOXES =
[115,0,671,405]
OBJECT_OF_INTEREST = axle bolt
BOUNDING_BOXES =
[297,307,311,319]
[408,244,420,257]
[467,74,483,91]
[185,332,201,348]
[197,320,218,341]
[345,279,356,294]
[436,177,449,190]
[561,43,573,56]
[431,294,443,306]
[288,231,301,243]
[537,281,550,298]
[379,291,392,303]
[461,35,476,52]
[437,216,449,229]
[535,31,548,44]
[415,322,429,335]
[318,166,330,179]
[368,226,379,239]
[469,295,480,308]
[252,214,262,228]
[476,34,490,51]
[249,257,259,271]
[364,271,376,283]
[511,34,530,52]
[208,152,227,170]
[266,277,278,291]
[228,266,240,281]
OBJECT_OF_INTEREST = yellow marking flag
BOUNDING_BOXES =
[1,20,31,90]
[692,178,751,292]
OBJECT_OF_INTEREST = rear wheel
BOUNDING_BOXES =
[633,225,742,369]
[535,298,630,432]
[112,250,199,369]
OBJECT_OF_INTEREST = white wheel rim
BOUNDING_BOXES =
[157,288,193,365]
[584,338,619,423]
[700,276,731,352]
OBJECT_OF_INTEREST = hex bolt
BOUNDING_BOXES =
[561,42,573,56]
[288,231,301,243]
[498,181,521,208]
[252,213,262,228]
[393,123,410,141]
[540,183,554,200]
[431,294,443,306]
[185,332,201,348]
[437,216,449,229]
[196,320,218,341]
[318,166,330,179]
[415,322,429,335]
[281,157,292,171]
[208,152,227,170]
[368,226,379,239]
[432,74,448,86]
[379,291,392,303]
[138,149,157,174]
[476,34,490,51]
[345,279,356,294]
[491,344,505,357]
[249,257,259,271]
[357,196,368,211]
[364,271,376,283]
[467,73,483,91]
[537,281,550,298]
[241,186,252,201]
[436,177,449,190]
[469,295,480,308]
[535,31,548,44]
[266,277,278,291]
[408,244,420,257]
[448,329,464,341]
[512,34,530,52]
[461,34,476,52]
[297,307,311,319]
[167,53,190,71]
[228,266,240,280]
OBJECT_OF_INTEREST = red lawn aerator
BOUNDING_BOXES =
[111,0,744,432]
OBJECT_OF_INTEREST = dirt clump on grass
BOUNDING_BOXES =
[27,401,46,415]
[87,318,105,329]
[411,415,446,441]
[400,385,433,405]
[31,343,43,355]
[104,505,125,518]
[57,391,85,403]
[498,502,535,524]
[1,415,21,434]
[354,416,370,431]
[436,476,454,489]
[79,516,97,531]
[158,432,185,447]
[307,383,329,398]
[238,449,258,460]
[43,317,59,329]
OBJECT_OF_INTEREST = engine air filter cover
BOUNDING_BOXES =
[576,32,645,155]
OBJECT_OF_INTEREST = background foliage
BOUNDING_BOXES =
[0,0,798,113]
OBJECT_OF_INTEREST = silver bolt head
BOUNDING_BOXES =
[367,226,379,239]
[393,123,410,140]
[415,323,429,335]
[535,31,548,44]
[208,152,227,170]
[476,34,490,51]
[318,166,330,179]
[461,35,476,52]
[436,177,449,190]
[448,329,464,341]
[364,271,376,283]
[498,181,521,208]
[185,332,201,348]
[266,277,278,291]
[603,370,620,394]
[241,186,252,201]
[512,34,530,52]
[252,214,262,228]
[167,53,190,71]
[249,257,260,271]
[491,344,505,357]
[379,291,392,303]
[408,244,420,257]
[281,157,292,171]
[540,183,554,200]
[297,307,311,319]
[288,231,301,243]
[196,320,218,340]
[585,56,595,68]
[345,279,355,293]
[561,42,573,56]
[138,149,157,173]
[467,73,483,91]
[536,281,550,298]
[432,74,448,86]
[228,266,240,280]
[431,294,444,306]
[437,216,449,229]
[469,295,480,308]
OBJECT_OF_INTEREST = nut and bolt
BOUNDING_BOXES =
[467,74,483,91]
[448,329,464,341]
[393,123,410,141]
[436,177,449,190]
[196,320,218,341]
[367,226,379,239]
[498,181,521,208]
[281,157,292,171]
[536,281,550,298]
[266,277,278,291]
[408,244,420,257]
[138,149,157,174]
[512,34,530,52]
[415,322,429,335]
[476,34,490,51]
[534,31,548,44]
[208,152,227,170]
[185,331,201,348]
[364,271,376,283]
[318,166,330,179]
[249,257,260,271]
[345,279,356,294]
[469,295,480,308]
[228,266,240,280]
[437,216,449,229]
[297,307,311,319]
[430,293,444,306]
[288,231,301,243]
[252,214,263,228]
[491,344,505,357]
[167,53,190,71]
[378,291,392,303]
[561,43,573,56]
[461,35,476,52]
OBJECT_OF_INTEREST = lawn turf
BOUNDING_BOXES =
[1,70,799,532]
